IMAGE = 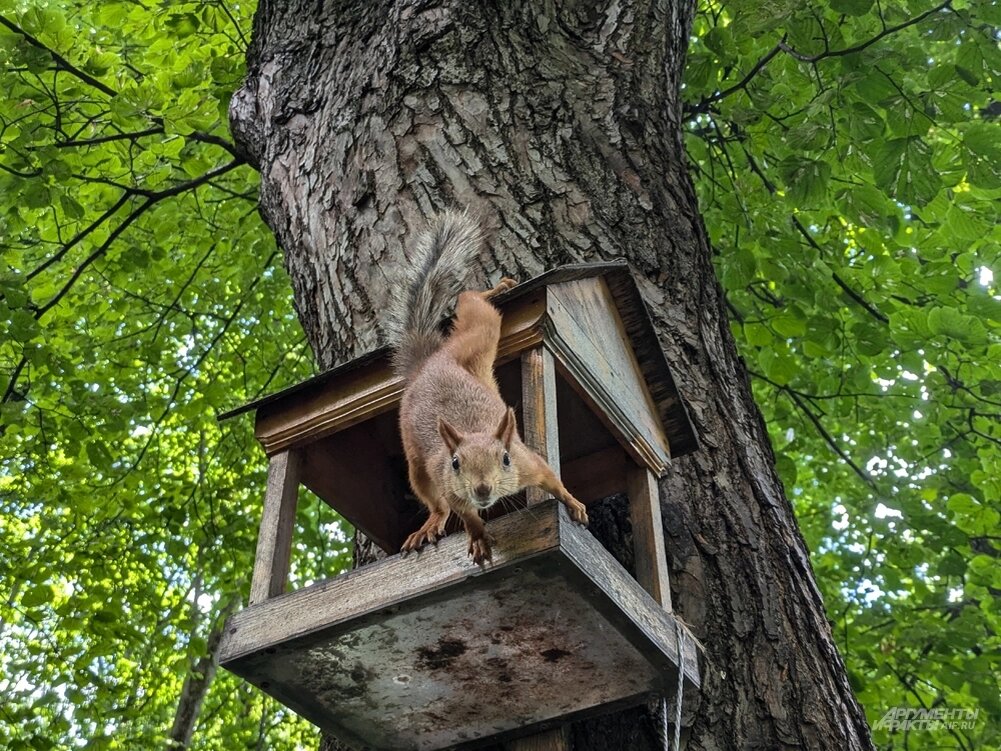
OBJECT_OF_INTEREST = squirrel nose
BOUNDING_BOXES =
[474,484,491,500]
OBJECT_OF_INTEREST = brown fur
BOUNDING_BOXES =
[399,279,589,564]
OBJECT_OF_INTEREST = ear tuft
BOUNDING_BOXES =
[438,418,464,454]
[494,407,517,449]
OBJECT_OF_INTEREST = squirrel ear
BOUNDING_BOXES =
[438,418,463,454]
[494,407,517,449]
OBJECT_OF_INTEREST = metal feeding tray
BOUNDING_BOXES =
[219,500,699,750]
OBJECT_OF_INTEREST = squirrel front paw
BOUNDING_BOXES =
[467,534,494,565]
[565,496,589,526]
[401,513,449,556]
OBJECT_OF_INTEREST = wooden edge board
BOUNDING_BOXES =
[602,271,700,457]
[460,690,653,751]
[257,381,404,455]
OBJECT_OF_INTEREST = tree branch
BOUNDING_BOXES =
[26,193,131,280]
[33,159,242,319]
[688,40,785,115]
[790,212,889,325]
[43,127,164,149]
[786,389,877,489]
[686,1,952,115]
[780,0,953,63]
[0,15,242,159]
[0,15,117,97]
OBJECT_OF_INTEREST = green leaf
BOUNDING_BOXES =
[779,156,831,204]
[871,137,940,206]
[927,306,988,345]
[829,0,872,15]
[22,585,54,608]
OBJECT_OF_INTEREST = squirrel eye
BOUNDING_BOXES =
[502,451,511,468]
[451,455,460,472]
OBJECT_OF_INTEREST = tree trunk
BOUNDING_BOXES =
[168,609,230,750]
[232,2,873,749]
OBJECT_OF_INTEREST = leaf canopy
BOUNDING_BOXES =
[1,0,998,749]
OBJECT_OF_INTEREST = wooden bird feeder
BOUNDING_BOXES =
[217,262,701,750]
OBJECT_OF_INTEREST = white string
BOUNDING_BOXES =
[657,622,688,751]
[660,696,669,751]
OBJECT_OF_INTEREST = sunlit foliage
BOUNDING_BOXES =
[0,0,997,749]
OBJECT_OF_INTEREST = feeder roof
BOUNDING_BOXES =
[219,262,698,458]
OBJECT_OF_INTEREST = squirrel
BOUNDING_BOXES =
[386,210,589,564]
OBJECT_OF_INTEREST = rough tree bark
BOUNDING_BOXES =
[231,1,874,749]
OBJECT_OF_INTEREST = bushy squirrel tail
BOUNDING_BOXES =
[386,210,483,378]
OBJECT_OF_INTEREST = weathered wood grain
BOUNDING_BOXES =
[248,450,302,605]
[544,279,672,475]
[222,501,699,750]
[299,414,418,554]
[627,465,673,611]
[561,446,628,505]
[558,507,699,687]
[505,728,569,751]
[223,502,563,662]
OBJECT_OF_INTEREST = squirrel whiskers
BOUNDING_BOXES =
[389,212,588,565]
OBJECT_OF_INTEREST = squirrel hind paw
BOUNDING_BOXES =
[483,277,519,300]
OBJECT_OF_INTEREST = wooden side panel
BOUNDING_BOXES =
[299,414,417,555]
[559,508,700,688]
[545,278,672,475]
[221,502,564,663]
[505,728,569,751]
[249,450,301,605]
[602,271,699,457]
[627,466,672,611]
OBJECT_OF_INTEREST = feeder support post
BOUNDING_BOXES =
[249,449,302,605]
[627,465,673,610]
[521,346,560,505]
[508,347,570,751]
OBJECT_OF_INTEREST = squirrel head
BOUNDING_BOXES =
[438,408,521,510]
